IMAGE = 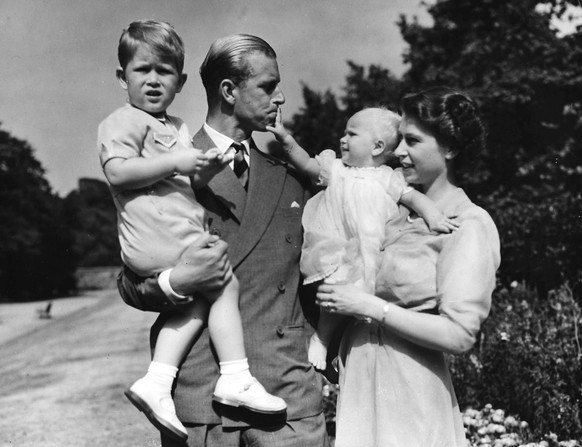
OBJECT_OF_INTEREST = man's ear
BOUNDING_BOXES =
[371,139,386,157]
[176,73,188,93]
[116,67,128,90]
[219,79,237,106]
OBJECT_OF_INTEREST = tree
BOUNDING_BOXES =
[286,64,404,158]
[0,126,75,301]
[63,178,120,267]
[288,0,582,294]
[397,0,582,293]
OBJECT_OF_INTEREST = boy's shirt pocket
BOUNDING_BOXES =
[153,132,177,149]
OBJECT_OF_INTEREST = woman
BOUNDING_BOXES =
[317,87,501,447]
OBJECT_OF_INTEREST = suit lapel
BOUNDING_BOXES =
[192,128,246,223]
[229,145,286,268]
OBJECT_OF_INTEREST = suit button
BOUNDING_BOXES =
[277,282,286,293]
[276,326,284,337]
[285,233,293,243]
[210,228,221,237]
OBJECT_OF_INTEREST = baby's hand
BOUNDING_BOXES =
[425,213,459,234]
[266,107,290,142]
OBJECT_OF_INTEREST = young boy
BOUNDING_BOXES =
[267,107,458,371]
[98,21,285,442]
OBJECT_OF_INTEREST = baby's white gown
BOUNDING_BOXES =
[300,150,409,293]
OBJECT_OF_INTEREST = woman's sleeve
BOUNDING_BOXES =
[437,207,501,351]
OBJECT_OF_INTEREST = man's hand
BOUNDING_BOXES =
[169,233,232,296]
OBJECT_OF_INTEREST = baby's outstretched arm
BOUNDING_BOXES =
[400,189,459,233]
[266,108,321,182]
[103,149,210,190]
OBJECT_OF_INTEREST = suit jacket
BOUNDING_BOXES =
[118,127,323,426]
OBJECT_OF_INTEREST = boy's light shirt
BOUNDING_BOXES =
[203,122,250,167]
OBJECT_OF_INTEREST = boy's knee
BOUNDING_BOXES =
[204,274,240,304]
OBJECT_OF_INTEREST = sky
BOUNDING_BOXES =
[0,0,433,195]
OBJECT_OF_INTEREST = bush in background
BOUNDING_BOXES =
[449,282,582,440]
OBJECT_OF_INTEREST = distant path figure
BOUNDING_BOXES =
[37,301,52,319]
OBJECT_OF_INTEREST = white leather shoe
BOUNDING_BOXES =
[125,378,188,441]
[213,376,287,414]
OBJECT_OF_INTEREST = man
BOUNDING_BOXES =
[118,34,329,446]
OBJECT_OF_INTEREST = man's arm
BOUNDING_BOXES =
[117,233,233,311]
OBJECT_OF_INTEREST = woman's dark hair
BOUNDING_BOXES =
[399,87,487,173]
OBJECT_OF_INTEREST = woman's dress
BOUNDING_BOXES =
[300,150,409,293]
[335,187,500,447]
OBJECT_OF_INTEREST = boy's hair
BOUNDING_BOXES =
[199,34,277,103]
[361,107,401,152]
[118,20,185,73]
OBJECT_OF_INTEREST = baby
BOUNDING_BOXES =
[97,20,285,442]
[268,107,458,370]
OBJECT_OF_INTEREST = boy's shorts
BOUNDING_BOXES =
[117,265,177,313]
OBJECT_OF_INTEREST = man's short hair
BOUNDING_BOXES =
[199,34,277,101]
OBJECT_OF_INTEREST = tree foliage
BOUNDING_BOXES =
[63,178,120,267]
[0,126,75,301]
[397,0,582,293]
[288,0,582,295]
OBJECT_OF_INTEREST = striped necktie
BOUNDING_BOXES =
[231,142,249,188]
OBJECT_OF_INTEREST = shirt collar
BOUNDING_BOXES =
[203,122,250,156]
[128,104,168,123]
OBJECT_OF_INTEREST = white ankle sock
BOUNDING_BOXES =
[219,358,253,382]
[144,361,178,391]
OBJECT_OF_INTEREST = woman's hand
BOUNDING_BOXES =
[316,279,377,320]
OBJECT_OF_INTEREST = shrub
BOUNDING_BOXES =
[449,282,582,440]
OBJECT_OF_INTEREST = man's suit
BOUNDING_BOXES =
[118,127,323,429]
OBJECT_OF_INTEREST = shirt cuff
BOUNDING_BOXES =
[158,268,192,305]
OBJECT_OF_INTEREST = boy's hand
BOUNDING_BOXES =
[191,148,232,187]
[425,213,459,234]
[174,148,209,176]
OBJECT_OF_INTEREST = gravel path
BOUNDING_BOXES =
[0,290,161,446]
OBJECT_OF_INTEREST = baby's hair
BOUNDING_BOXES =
[361,107,401,152]
[118,20,185,73]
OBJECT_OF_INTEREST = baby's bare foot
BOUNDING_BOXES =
[308,333,328,371]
